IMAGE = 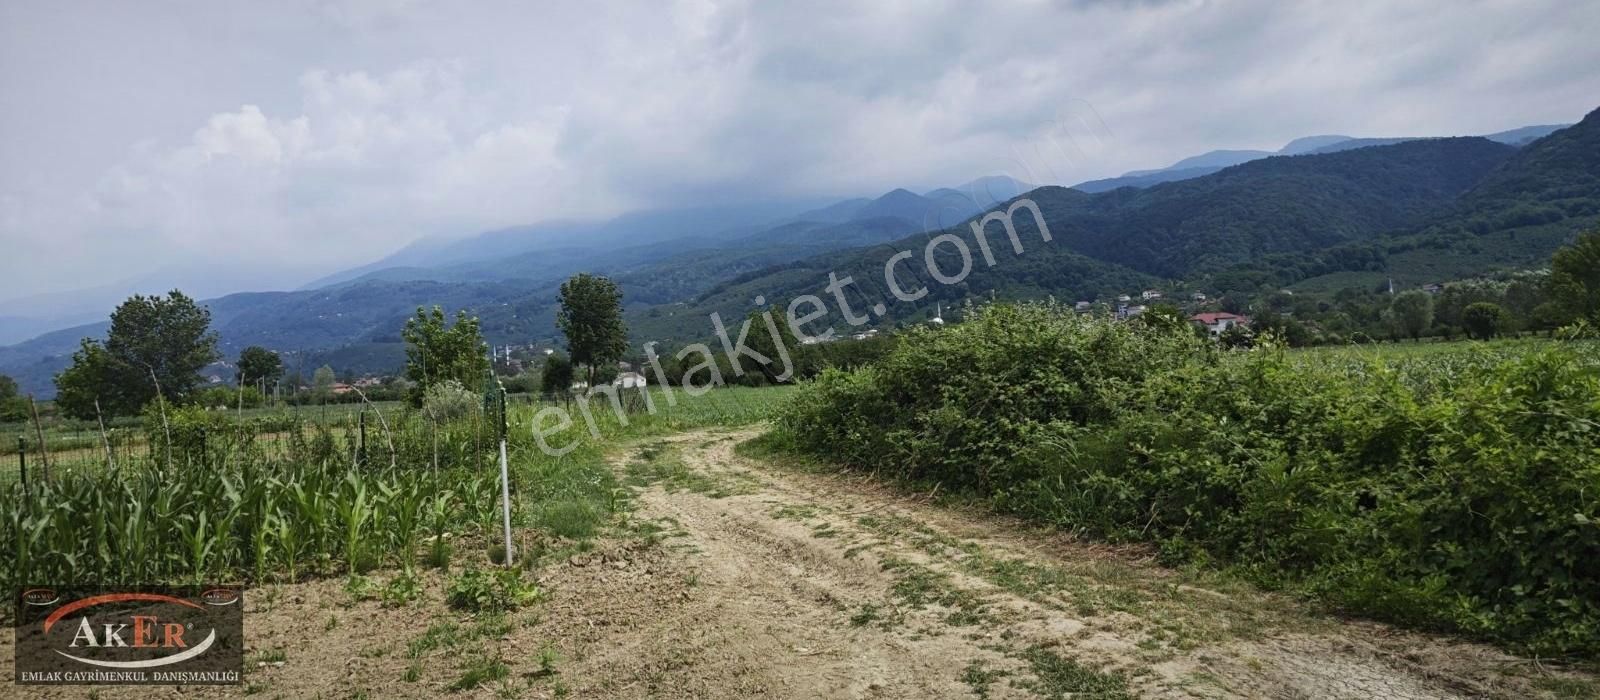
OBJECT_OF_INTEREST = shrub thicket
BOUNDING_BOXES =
[774,302,1600,656]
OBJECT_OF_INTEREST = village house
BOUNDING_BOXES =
[613,371,648,389]
[1191,292,1208,302]
[1141,290,1163,300]
[1190,312,1250,337]
[1074,301,1092,312]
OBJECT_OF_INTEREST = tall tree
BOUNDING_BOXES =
[1551,229,1600,324]
[54,339,130,419]
[0,373,27,422]
[105,291,219,401]
[556,274,628,387]
[235,346,283,387]
[1390,291,1435,341]
[312,365,337,400]
[53,291,219,418]
[539,353,575,395]
[1462,302,1511,340]
[401,306,490,406]
[740,307,799,383]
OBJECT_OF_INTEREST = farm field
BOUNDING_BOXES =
[6,4,1600,696]
[3,329,1598,698]
[7,426,1596,698]
[0,400,411,473]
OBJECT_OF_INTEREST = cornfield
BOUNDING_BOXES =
[0,384,795,617]
[0,407,505,607]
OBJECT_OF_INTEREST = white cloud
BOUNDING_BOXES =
[65,63,598,275]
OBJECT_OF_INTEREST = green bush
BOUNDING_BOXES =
[775,302,1600,656]
[445,567,542,613]
[187,385,266,410]
[143,403,237,467]
[422,379,480,421]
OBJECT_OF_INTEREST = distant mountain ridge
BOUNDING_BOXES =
[628,134,1531,346]
[1071,123,1570,194]
[1252,110,1600,292]
[4,111,1594,398]
[0,176,1029,396]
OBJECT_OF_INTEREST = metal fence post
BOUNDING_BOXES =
[496,383,512,566]
[358,410,368,468]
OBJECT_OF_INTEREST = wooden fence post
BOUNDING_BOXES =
[94,397,115,471]
[28,395,49,481]
[16,436,27,495]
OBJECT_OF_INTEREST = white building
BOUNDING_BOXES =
[1190,312,1250,337]
[1141,290,1162,300]
[613,372,648,389]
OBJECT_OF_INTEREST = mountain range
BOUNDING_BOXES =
[3,110,1596,398]
[1070,124,1570,193]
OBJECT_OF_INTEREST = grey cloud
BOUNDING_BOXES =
[1,0,1597,302]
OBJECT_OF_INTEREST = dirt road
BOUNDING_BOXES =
[554,428,1593,699]
[8,427,1595,699]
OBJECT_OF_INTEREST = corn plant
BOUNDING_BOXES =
[0,409,503,615]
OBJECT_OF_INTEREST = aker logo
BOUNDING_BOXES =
[15,586,243,685]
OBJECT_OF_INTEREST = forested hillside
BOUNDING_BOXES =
[1058,137,1516,277]
[629,135,1526,343]
[1221,106,1600,294]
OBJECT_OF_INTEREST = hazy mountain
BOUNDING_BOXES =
[1076,139,1337,193]
[1304,137,1419,154]
[0,314,104,346]
[1301,125,1572,156]
[1279,135,1356,154]
[630,136,1522,346]
[1071,166,1229,194]
[1482,124,1571,146]
[302,198,837,290]
[1161,149,1275,171]
[947,175,1034,204]
[851,188,937,222]
[0,204,931,397]
[785,198,874,224]
[1072,124,1569,194]
[312,177,1036,291]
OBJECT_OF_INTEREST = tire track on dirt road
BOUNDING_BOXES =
[574,427,1593,700]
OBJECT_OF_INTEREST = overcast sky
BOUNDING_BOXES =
[2,0,1598,303]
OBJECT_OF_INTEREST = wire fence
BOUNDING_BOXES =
[0,390,663,486]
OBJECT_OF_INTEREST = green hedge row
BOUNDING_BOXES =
[773,303,1600,656]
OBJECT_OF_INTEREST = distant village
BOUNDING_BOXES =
[202,279,1477,399]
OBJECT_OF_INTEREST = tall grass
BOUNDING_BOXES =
[505,385,793,540]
